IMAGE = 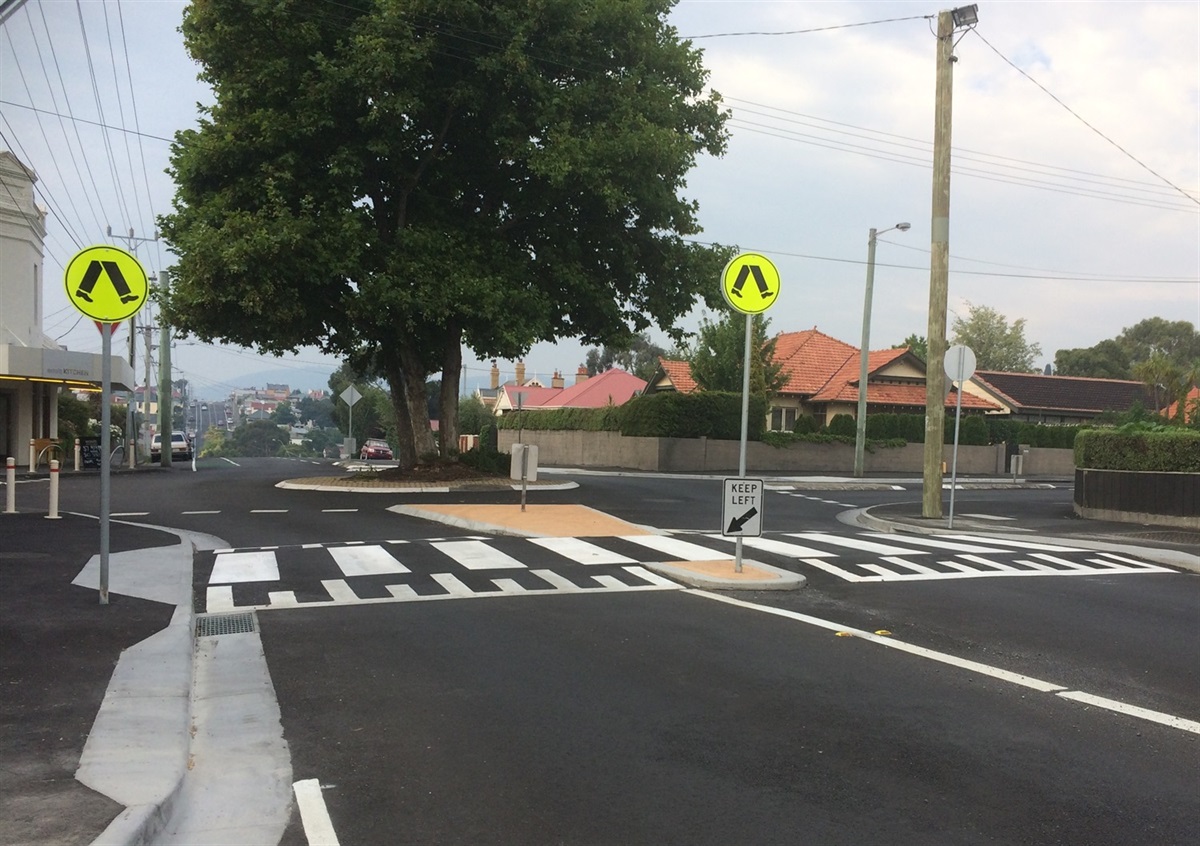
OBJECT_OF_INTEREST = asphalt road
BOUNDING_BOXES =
[39,459,1200,843]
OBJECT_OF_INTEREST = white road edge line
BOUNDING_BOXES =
[687,589,1200,735]
[293,778,340,846]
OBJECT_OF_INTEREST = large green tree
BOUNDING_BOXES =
[1055,318,1200,380]
[160,0,728,468]
[686,310,783,396]
[585,331,669,382]
[950,302,1043,372]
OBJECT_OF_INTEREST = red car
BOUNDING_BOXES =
[359,439,393,460]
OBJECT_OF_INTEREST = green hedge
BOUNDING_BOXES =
[495,405,623,432]
[861,412,1081,447]
[620,391,766,439]
[1075,428,1200,472]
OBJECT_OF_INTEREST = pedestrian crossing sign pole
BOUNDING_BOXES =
[720,253,780,572]
[64,245,149,605]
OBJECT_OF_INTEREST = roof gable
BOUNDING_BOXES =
[655,358,699,393]
[543,368,646,408]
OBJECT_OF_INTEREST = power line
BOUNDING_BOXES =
[684,15,932,39]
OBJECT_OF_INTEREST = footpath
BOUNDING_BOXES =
[2,470,1196,844]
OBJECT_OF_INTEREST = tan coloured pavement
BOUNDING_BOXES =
[391,503,802,589]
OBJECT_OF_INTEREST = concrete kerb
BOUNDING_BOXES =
[853,505,1200,574]
[69,520,228,846]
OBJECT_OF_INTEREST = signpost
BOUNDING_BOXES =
[722,477,764,537]
[720,252,780,572]
[944,343,977,528]
[339,384,362,458]
[63,245,149,605]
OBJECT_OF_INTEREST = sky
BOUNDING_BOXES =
[2,0,1197,400]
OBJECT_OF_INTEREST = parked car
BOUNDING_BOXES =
[151,430,193,461]
[360,439,393,460]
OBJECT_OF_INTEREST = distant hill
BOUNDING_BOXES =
[201,366,335,399]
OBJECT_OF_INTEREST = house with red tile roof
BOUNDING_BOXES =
[651,328,999,430]
[494,367,646,414]
[1163,386,1200,423]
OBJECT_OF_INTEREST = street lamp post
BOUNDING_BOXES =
[854,222,910,478]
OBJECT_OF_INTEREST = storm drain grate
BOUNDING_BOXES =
[196,612,257,638]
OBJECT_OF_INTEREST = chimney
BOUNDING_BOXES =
[516,360,526,385]
[490,359,500,390]
[575,365,589,385]
[551,370,564,389]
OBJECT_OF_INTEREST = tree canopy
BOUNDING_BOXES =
[949,302,1042,372]
[585,331,669,382]
[160,0,729,468]
[685,310,783,395]
[1055,318,1200,379]
[892,333,928,362]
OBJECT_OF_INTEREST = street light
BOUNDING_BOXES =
[854,222,911,478]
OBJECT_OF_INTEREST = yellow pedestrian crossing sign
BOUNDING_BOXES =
[721,252,780,315]
[63,245,149,323]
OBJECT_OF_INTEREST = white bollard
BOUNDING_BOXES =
[4,457,15,514]
[46,460,61,519]
[75,438,81,472]
[28,438,35,471]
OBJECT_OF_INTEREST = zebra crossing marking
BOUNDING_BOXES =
[329,545,411,577]
[430,539,527,570]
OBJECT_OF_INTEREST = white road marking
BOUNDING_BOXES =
[879,557,940,574]
[293,778,340,846]
[210,551,279,583]
[788,532,926,556]
[329,545,410,577]
[802,558,882,582]
[112,512,149,517]
[622,535,733,561]
[1092,552,1172,572]
[622,565,682,587]
[320,579,359,602]
[492,578,527,593]
[385,584,420,600]
[431,572,475,596]
[531,569,583,591]
[431,539,527,570]
[942,535,1084,552]
[704,534,838,558]
[689,590,1200,736]
[321,508,358,513]
[251,509,288,514]
[268,590,298,607]
[205,585,234,612]
[529,536,637,565]
[861,533,1010,554]
[960,513,1015,521]
[182,510,220,515]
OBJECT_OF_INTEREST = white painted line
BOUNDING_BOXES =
[182,510,220,515]
[879,557,939,574]
[431,572,476,597]
[691,589,1068,691]
[293,778,340,845]
[301,543,323,550]
[1015,558,1060,572]
[789,532,928,556]
[860,563,907,580]
[863,533,1010,554]
[385,584,420,600]
[592,574,629,589]
[1091,553,1173,572]
[1029,553,1092,571]
[622,535,733,561]
[956,554,1021,572]
[1055,691,1200,735]
[689,590,1200,736]
[320,579,359,603]
[938,560,983,573]
[329,545,410,577]
[960,513,1015,521]
[529,536,636,565]
[268,591,298,607]
[531,569,584,591]
[942,535,1084,552]
[623,565,682,587]
[705,534,838,558]
[321,508,358,513]
[112,512,149,517]
[802,558,882,582]
[491,578,528,593]
[250,509,288,513]
[210,551,280,584]
[205,585,234,612]
[431,540,527,570]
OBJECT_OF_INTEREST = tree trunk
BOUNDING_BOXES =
[382,360,418,470]
[439,327,462,455]
[397,342,438,460]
